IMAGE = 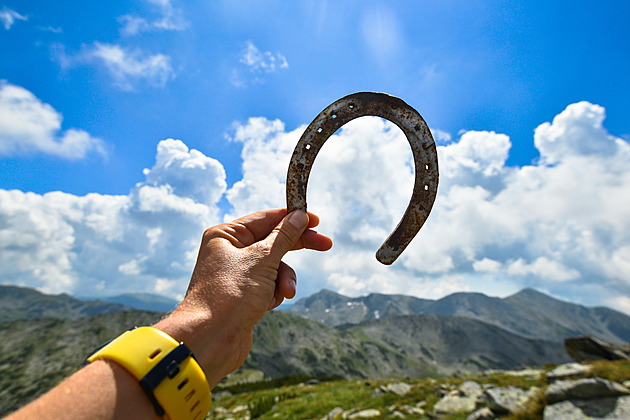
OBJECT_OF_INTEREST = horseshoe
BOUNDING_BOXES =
[286,92,439,265]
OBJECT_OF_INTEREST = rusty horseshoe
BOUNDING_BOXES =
[286,92,439,265]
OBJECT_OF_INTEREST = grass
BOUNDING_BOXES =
[208,360,630,420]
[586,360,630,383]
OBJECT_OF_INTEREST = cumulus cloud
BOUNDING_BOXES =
[2,100,629,314]
[0,81,105,159]
[224,102,630,313]
[0,139,226,298]
[0,7,27,30]
[118,0,187,36]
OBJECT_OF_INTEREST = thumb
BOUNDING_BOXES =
[261,210,309,263]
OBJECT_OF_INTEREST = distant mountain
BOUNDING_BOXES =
[0,286,573,415]
[97,292,179,313]
[288,288,630,344]
[289,289,433,326]
[0,307,568,415]
[245,311,568,379]
[0,285,134,322]
[0,310,163,416]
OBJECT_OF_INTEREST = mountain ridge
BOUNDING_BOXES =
[288,287,630,344]
[0,285,134,322]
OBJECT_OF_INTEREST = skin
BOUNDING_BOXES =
[6,209,332,420]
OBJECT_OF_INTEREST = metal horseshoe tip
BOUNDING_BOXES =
[286,92,439,265]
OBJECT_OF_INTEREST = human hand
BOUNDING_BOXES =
[154,209,332,387]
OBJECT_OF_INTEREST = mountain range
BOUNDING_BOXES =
[288,288,630,344]
[1,284,629,416]
[0,285,179,321]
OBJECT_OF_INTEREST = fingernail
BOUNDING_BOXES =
[287,210,308,229]
[289,277,297,293]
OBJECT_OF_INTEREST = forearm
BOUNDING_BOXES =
[6,306,248,420]
[6,360,158,420]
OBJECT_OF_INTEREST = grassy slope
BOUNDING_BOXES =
[210,360,630,420]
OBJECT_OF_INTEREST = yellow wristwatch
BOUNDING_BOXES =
[87,327,211,420]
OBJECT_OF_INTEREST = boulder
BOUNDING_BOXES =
[545,378,629,404]
[546,362,591,382]
[434,393,477,415]
[383,382,412,396]
[485,386,537,414]
[543,395,630,420]
[460,381,483,399]
[565,336,630,362]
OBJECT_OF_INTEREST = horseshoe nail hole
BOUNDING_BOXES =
[425,164,429,170]
[305,144,311,150]
[424,185,429,191]
[348,103,355,109]
[317,127,323,133]
[332,113,337,119]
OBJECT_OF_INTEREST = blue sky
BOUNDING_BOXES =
[1,1,630,313]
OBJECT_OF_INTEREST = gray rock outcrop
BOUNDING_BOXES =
[543,395,630,420]
[565,336,630,362]
[485,386,537,414]
[545,378,629,404]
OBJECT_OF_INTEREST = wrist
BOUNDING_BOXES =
[153,305,251,389]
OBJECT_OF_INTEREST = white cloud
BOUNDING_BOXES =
[0,81,105,159]
[54,43,175,90]
[231,41,288,87]
[0,7,27,30]
[118,0,187,36]
[89,42,175,90]
[2,100,630,315]
[224,102,630,314]
[473,258,502,273]
[240,41,289,73]
[0,139,226,298]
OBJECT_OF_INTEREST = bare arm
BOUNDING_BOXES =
[6,209,332,420]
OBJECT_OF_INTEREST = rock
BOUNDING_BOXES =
[565,336,630,362]
[373,382,412,398]
[485,368,544,379]
[466,407,495,420]
[347,408,381,419]
[404,406,425,416]
[383,382,412,396]
[433,385,481,416]
[460,381,483,399]
[434,393,477,415]
[545,378,630,404]
[543,395,630,420]
[506,368,545,379]
[485,386,537,414]
[391,411,405,418]
[321,407,344,420]
[546,362,591,382]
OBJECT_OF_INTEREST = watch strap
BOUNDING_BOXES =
[87,327,211,420]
